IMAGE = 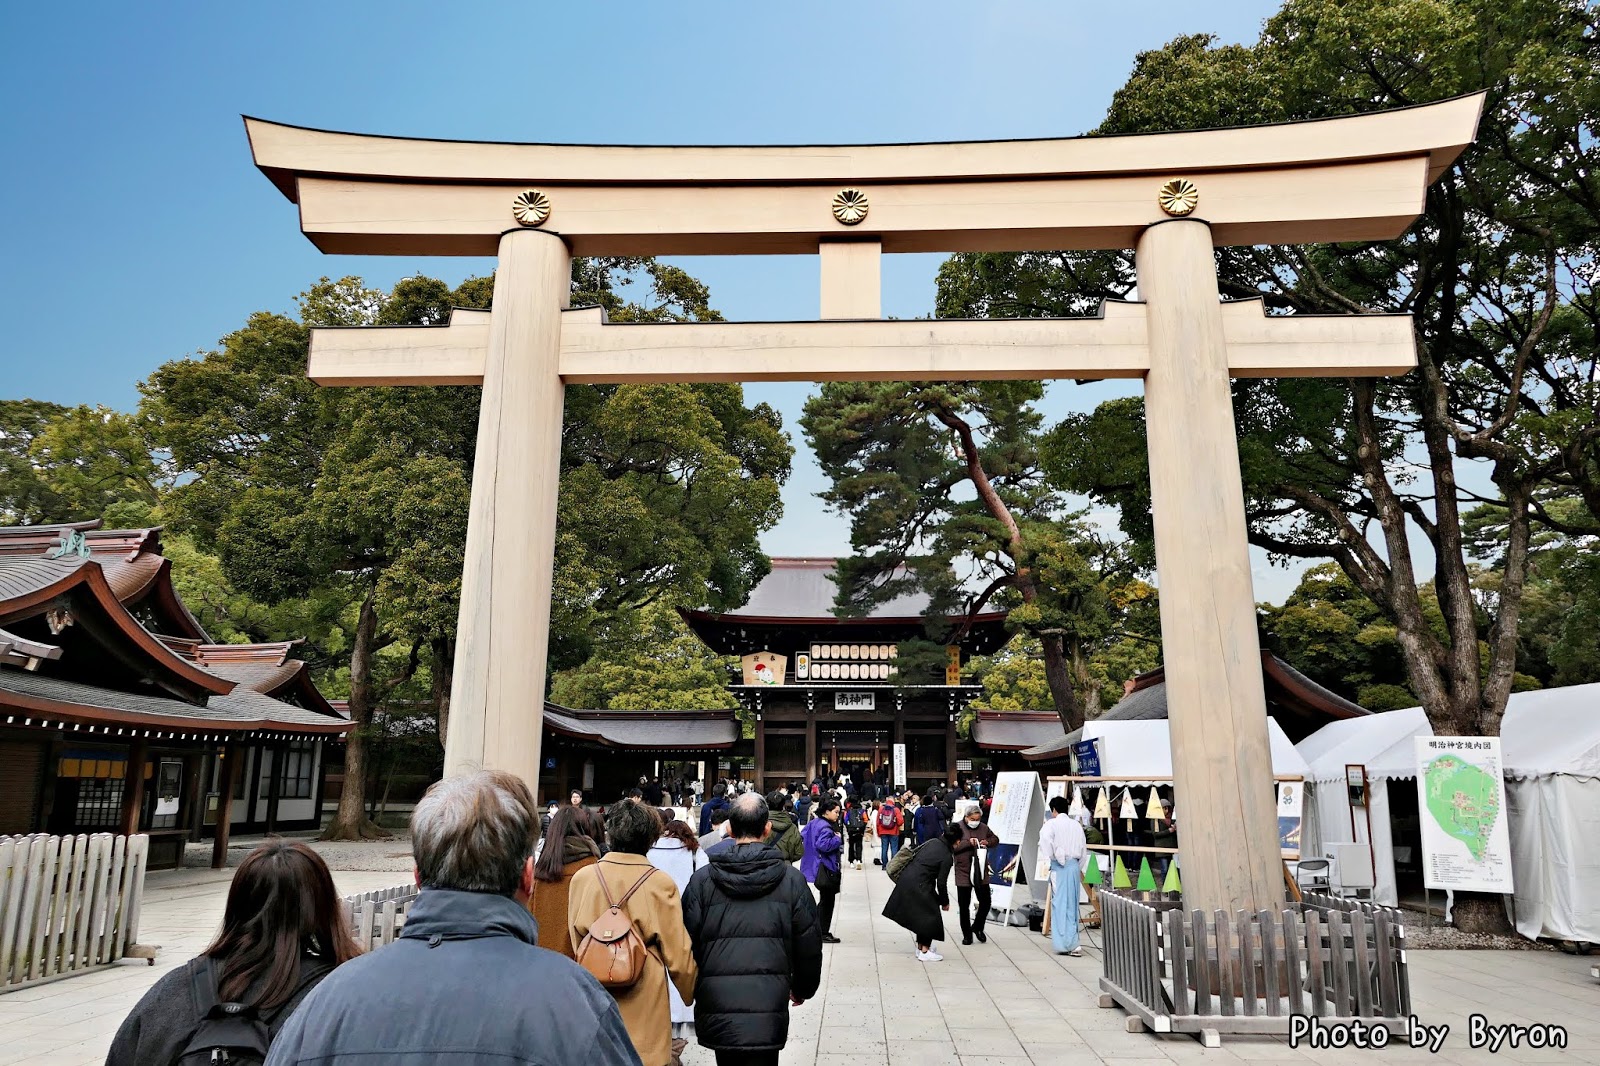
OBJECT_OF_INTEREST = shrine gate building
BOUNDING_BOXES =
[682,557,1010,795]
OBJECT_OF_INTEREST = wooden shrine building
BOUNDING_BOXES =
[536,704,744,805]
[681,557,1010,795]
[0,521,351,867]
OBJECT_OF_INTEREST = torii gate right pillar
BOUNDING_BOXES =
[1138,218,1282,908]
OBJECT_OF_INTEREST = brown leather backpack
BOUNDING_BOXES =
[575,866,657,989]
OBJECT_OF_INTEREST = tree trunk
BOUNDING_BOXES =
[936,405,1083,729]
[1041,633,1083,733]
[431,636,453,753]
[322,584,391,841]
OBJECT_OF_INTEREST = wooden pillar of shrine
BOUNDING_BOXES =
[1136,218,1282,912]
[444,228,571,787]
[211,742,239,870]
[118,738,149,837]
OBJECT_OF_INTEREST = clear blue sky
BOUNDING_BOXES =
[2,0,1323,600]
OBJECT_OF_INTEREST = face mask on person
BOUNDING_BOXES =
[966,818,981,829]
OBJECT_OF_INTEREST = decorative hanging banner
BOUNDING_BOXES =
[740,651,786,686]
[1071,738,1101,777]
[1276,780,1304,859]
[1093,788,1112,821]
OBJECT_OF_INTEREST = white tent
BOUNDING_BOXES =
[1298,706,1432,905]
[1299,684,1600,939]
[1081,717,1311,781]
[1500,683,1600,943]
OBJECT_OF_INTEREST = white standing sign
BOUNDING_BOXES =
[891,743,906,790]
[1414,736,1514,894]
[986,771,1047,915]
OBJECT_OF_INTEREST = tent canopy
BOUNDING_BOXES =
[1299,683,1600,783]
[1298,706,1432,784]
[1079,718,1310,782]
[1501,682,1600,780]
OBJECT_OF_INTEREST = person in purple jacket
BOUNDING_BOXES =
[800,796,844,944]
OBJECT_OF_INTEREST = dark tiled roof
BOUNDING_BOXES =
[543,705,740,750]
[703,558,942,621]
[971,712,1065,751]
[0,555,86,603]
[1022,652,1372,761]
[0,667,351,734]
[202,661,304,693]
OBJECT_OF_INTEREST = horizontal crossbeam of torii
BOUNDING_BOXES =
[247,93,1483,915]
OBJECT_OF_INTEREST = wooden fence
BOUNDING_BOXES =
[0,833,156,993]
[1098,889,1410,1046]
[344,884,418,951]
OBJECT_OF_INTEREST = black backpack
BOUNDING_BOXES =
[178,956,318,1065]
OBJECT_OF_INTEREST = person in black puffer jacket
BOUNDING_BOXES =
[681,793,823,1066]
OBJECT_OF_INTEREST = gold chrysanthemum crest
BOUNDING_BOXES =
[1157,178,1199,217]
[512,189,552,227]
[831,188,870,225]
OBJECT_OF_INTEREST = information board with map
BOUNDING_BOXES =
[1413,736,1514,894]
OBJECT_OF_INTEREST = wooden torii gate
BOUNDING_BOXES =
[247,94,1481,914]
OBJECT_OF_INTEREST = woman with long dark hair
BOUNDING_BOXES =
[530,804,601,957]
[107,839,360,1065]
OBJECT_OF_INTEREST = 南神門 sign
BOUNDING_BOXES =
[835,691,875,711]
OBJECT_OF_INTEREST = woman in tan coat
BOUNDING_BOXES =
[570,801,698,1066]
[529,805,599,957]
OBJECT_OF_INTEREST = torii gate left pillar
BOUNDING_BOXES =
[245,94,1481,914]
[446,229,568,778]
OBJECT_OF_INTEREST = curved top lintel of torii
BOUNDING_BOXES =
[247,94,1483,194]
[245,94,1484,258]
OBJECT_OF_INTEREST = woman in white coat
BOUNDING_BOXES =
[647,815,710,1066]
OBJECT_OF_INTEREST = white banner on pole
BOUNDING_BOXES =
[1414,736,1514,894]
[891,743,906,790]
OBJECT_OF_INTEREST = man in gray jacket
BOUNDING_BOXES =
[266,771,640,1065]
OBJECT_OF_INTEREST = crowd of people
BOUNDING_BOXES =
[107,768,1084,1066]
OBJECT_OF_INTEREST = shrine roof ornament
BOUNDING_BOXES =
[245,93,1483,257]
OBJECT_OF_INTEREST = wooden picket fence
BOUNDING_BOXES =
[0,833,157,993]
[1098,889,1410,1046]
[344,884,418,951]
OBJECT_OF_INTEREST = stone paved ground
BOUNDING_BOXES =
[3,846,1596,1065]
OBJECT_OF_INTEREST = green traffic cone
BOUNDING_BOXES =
[1136,857,1157,892]
[1083,852,1103,886]
[1162,860,1181,894]
[1113,855,1132,890]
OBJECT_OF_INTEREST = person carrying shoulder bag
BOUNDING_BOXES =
[570,801,697,1066]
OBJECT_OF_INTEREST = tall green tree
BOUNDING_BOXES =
[944,0,1598,740]
[143,262,791,838]
[548,603,742,711]
[0,401,166,525]
[942,0,1599,931]
[800,380,1149,732]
